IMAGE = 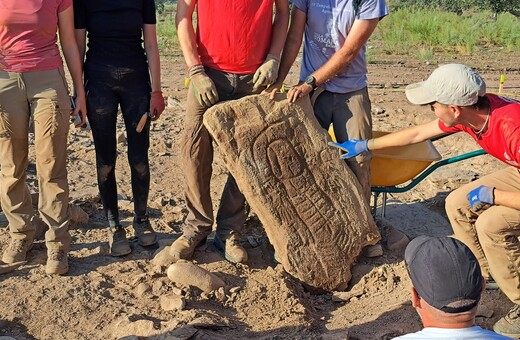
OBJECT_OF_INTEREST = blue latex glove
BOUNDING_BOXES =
[328,139,369,159]
[466,185,495,211]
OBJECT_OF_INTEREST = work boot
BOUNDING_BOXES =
[2,238,33,264]
[45,248,68,275]
[132,215,158,247]
[485,278,500,290]
[493,304,520,338]
[362,243,384,258]
[213,232,248,264]
[108,225,132,257]
[385,226,410,251]
[169,232,208,260]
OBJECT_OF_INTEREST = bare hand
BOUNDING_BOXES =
[287,83,313,103]
[263,81,284,100]
[72,93,87,128]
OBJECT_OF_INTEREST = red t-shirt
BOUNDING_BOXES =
[0,0,71,72]
[439,94,520,168]
[196,0,274,74]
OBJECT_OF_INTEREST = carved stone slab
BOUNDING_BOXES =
[204,94,380,291]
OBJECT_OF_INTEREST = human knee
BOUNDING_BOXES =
[446,187,468,207]
[130,161,149,179]
[475,208,515,236]
[97,164,115,183]
[445,188,469,215]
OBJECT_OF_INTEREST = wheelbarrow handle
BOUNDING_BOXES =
[372,149,487,194]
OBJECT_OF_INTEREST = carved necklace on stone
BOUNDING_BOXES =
[473,107,490,136]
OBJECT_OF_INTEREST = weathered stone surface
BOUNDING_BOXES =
[69,204,89,227]
[159,294,185,311]
[167,262,225,293]
[111,317,157,338]
[204,94,380,291]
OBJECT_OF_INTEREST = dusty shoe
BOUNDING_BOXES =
[108,225,132,257]
[169,233,208,260]
[362,243,384,258]
[132,216,158,247]
[494,305,520,338]
[45,248,68,275]
[2,238,33,264]
[386,226,410,251]
[485,278,500,290]
[213,233,248,264]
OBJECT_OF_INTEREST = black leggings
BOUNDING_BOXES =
[84,62,151,226]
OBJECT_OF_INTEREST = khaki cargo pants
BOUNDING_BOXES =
[313,87,373,202]
[182,67,258,239]
[0,68,71,249]
[446,166,520,304]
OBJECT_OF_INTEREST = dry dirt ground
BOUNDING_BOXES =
[1,51,519,340]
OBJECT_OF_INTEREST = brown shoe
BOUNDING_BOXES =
[132,215,158,247]
[362,243,384,258]
[169,233,207,260]
[45,248,68,275]
[386,226,410,251]
[494,305,520,338]
[108,226,132,257]
[214,233,248,264]
[2,238,33,264]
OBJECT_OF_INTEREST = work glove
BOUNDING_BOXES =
[189,65,218,107]
[466,185,495,211]
[328,139,369,159]
[253,54,280,92]
[149,90,166,120]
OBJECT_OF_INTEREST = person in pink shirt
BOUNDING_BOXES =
[330,64,520,338]
[0,0,86,275]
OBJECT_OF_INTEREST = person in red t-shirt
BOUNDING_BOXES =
[170,0,289,264]
[330,64,520,338]
[0,0,86,275]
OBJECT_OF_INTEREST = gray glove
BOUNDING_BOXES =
[189,65,219,107]
[253,54,280,92]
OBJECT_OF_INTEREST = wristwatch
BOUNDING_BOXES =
[305,75,317,90]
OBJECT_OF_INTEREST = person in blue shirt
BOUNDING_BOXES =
[267,0,408,256]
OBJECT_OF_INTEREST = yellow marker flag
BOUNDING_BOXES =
[499,71,505,93]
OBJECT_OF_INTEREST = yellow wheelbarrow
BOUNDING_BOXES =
[329,129,487,217]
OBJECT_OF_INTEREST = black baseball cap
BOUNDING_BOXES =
[404,236,483,313]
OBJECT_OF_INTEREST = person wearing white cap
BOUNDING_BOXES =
[330,63,520,338]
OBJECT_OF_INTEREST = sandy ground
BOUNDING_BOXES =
[0,50,519,340]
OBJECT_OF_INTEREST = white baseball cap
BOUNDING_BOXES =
[405,64,486,106]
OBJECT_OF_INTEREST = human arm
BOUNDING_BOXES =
[286,17,380,103]
[266,6,306,98]
[175,0,218,106]
[495,189,520,210]
[467,185,520,211]
[252,0,290,91]
[330,119,445,158]
[143,24,165,120]
[74,29,86,66]
[58,6,87,126]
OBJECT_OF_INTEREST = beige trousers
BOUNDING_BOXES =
[313,87,373,202]
[182,67,258,239]
[0,68,71,249]
[446,166,520,304]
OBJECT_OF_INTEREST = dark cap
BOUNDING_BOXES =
[404,236,483,313]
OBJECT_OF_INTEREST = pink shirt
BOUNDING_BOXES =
[196,0,274,74]
[0,0,71,72]
[439,94,520,169]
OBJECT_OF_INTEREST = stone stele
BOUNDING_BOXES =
[204,94,380,291]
